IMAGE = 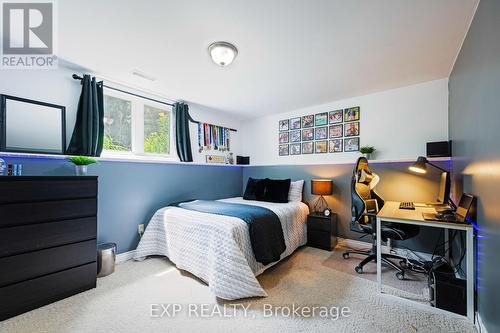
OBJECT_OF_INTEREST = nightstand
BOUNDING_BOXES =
[307,213,337,251]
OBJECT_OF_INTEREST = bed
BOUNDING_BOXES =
[134,197,309,300]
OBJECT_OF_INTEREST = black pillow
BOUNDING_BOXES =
[263,178,291,203]
[243,178,267,201]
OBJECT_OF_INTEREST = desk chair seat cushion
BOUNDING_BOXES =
[361,223,420,241]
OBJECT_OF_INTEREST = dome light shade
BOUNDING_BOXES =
[208,42,238,67]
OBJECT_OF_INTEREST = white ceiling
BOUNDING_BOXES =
[58,0,478,118]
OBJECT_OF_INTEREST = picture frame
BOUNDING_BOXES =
[301,128,314,141]
[279,132,289,143]
[315,140,328,154]
[315,112,328,126]
[344,107,360,122]
[289,130,301,143]
[290,117,301,130]
[302,142,313,154]
[344,122,360,137]
[329,139,343,153]
[290,143,301,155]
[329,124,343,138]
[344,137,360,152]
[329,110,343,124]
[279,144,289,156]
[314,126,328,140]
[279,119,289,131]
[302,114,314,128]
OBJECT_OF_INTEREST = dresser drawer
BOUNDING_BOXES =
[0,178,97,204]
[307,216,332,232]
[0,217,97,258]
[307,230,334,251]
[0,262,97,321]
[0,240,96,288]
[0,198,97,227]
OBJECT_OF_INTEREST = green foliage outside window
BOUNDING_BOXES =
[144,107,170,154]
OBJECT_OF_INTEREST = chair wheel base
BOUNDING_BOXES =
[396,272,405,280]
[342,253,349,259]
[355,266,363,274]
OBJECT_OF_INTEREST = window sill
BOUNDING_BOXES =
[0,152,243,168]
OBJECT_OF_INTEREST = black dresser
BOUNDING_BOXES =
[0,176,98,321]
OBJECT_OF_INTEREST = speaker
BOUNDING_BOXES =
[236,156,250,165]
[428,264,466,316]
[426,141,452,158]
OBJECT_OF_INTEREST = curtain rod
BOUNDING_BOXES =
[72,74,237,132]
[72,74,174,107]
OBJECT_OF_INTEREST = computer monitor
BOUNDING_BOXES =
[437,172,451,204]
[456,193,474,219]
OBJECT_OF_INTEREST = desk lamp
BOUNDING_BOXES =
[310,179,333,214]
[409,156,456,208]
[409,156,447,174]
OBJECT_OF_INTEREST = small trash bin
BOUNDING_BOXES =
[97,243,116,278]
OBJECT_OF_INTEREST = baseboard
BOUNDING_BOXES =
[338,238,433,261]
[116,250,136,264]
[476,312,489,333]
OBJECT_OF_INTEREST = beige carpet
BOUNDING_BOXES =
[0,246,475,333]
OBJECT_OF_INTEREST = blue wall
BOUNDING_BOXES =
[1,154,451,255]
[243,161,450,253]
[448,0,500,330]
[0,155,243,254]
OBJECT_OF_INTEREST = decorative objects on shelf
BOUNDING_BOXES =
[310,179,333,213]
[67,156,97,176]
[278,106,361,156]
[360,146,376,160]
[197,123,232,153]
[205,155,226,164]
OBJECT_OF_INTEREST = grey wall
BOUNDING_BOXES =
[243,160,450,252]
[448,0,500,331]
[0,155,243,254]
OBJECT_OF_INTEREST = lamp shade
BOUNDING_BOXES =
[409,156,428,174]
[311,179,333,195]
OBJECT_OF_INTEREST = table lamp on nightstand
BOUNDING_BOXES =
[310,179,333,214]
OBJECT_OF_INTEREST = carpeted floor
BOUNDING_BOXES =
[0,246,475,333]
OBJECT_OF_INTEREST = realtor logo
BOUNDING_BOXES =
[1,1,57,68]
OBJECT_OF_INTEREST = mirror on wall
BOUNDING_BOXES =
[0,94,66,155]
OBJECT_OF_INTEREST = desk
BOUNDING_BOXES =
[376,201,474,321]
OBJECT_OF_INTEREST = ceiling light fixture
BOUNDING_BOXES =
[208,41,238,67]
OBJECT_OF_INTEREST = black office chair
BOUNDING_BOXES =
[342,157,420,280]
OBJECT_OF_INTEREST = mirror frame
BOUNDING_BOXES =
[0,94,66,155]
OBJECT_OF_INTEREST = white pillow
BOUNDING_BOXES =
[288,180,304,202]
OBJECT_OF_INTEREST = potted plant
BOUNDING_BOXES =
[68,156,97,176]
[360,146,376,160]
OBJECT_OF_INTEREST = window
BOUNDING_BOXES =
[144,105,170,155]
[102,89,173,159]
[103,95,132,152]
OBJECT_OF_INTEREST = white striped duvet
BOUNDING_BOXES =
[134,197,309,300]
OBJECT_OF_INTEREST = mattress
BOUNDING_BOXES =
[134,197,309,300]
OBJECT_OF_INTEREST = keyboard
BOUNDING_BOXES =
[399,202,415,210]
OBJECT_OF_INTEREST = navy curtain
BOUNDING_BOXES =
[174,102,193,162]
[66,75,104,156]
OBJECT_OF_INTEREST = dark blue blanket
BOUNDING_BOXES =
[176,200,286,265]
